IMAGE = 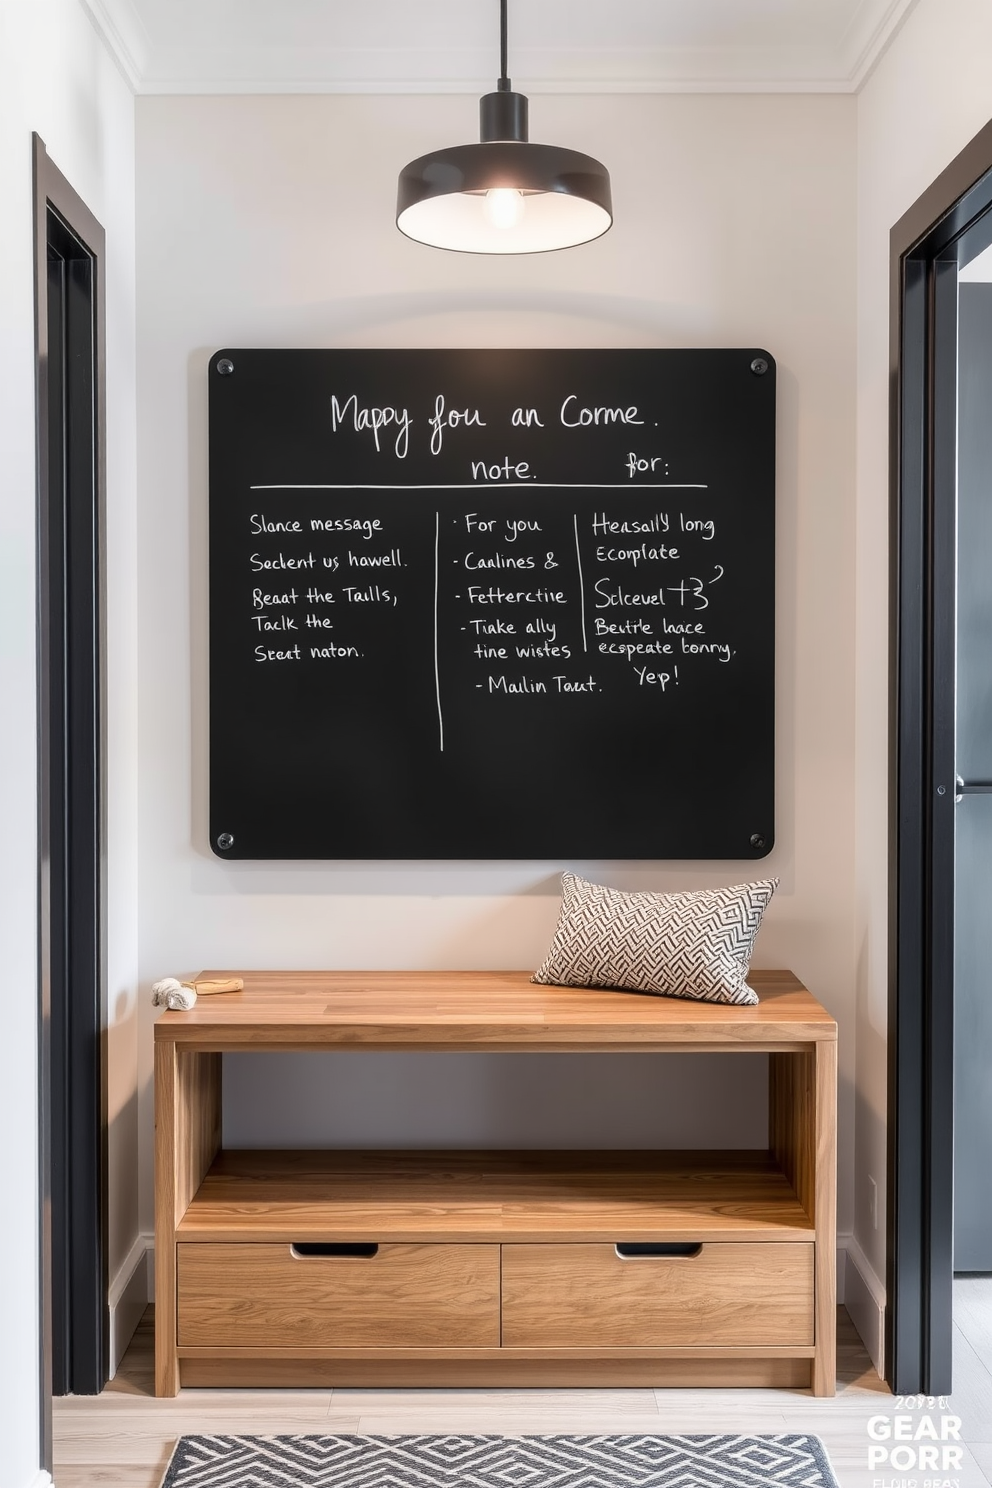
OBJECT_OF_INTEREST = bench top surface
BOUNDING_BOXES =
[153,969,836,1049]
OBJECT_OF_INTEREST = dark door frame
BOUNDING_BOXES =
[888,116,992,1394]
[33,132,108,1462]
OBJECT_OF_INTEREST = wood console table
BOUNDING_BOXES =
[154,969,837,1396]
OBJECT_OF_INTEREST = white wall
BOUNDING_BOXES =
[135,92,858,1236]
[854,0,992,1294]
[0,1,137,1479]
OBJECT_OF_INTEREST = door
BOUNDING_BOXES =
[34,135,108,1456]
[954,272,992,1272]
[889,116,992,1394]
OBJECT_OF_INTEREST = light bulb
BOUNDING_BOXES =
[484,188,525,231]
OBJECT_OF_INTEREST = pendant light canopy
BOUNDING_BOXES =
[396,1,613,254]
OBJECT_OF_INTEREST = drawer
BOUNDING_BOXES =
[177,1242,500,1348]
[501,1242,814,1348]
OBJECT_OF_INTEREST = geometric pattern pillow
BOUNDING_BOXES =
[532,873,778,1006]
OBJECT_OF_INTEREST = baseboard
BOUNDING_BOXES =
[28,1472,54,1488]
[108,1231,152,1377]
[835,1240,846,1305]
[842,1232,886,1377]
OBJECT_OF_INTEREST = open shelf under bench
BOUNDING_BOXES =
[155,970,837,1394]
[179,1148,814,1242]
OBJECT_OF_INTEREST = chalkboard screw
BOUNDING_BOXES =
[749,832,766,850]
[216,832,235,851]
[217,359,234,376]
[750,358,768,376]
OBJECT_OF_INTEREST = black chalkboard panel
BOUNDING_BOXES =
[208,349,775,859]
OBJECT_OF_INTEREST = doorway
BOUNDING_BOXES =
[34,133,109,1459]
[890,118,992,1394]
[951,248,992,1420]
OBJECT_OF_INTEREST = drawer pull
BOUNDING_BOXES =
[615,1242,702,1259]
[290,1242,379,1259]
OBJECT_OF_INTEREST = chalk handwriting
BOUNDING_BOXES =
[430,394,485,455]
[561,396,643,428]
[470,458,531,482]
[330,394,411,459]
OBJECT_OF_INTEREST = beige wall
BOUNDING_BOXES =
[135,91,858,1236]
[0,0,137,1480]
[854,0,992,1289]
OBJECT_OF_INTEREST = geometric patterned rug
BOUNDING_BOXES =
[159,1434,842,1487]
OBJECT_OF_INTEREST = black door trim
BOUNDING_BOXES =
[33,132,109,1458]
[888,116,992,1394]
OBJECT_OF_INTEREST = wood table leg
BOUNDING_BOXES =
[154,1039,180,1397]
[155,1043,221,1397]
[770,1041,837,1396]
[812,1037,837,1397]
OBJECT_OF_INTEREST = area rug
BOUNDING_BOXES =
[159,1433,842,1487]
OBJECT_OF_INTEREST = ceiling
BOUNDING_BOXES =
[82,0,920,96]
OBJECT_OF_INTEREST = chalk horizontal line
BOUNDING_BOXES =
[248,483,709,491]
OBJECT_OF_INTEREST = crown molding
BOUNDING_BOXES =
[841,0,922,88]
[77,0,922,99]
[77,0,149,91]
[137,74,859,98]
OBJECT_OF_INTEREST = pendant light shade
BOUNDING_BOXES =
[396,6,612,254]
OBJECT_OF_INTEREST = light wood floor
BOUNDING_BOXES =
[52,1291,992,1488]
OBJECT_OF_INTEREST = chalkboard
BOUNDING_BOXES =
[208,349,775,859]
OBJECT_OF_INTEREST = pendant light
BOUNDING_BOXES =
[396,0,613,255]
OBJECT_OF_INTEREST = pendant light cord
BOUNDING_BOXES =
[498,0,510,91]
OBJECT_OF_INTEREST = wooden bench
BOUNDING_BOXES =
[154,969,837,1395]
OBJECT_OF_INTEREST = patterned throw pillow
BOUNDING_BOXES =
[532,873,779,1005]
